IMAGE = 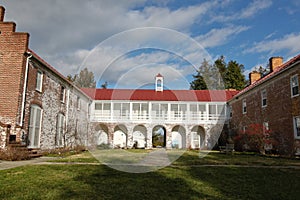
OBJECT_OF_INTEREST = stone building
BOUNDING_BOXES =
[228,55,300,155]
[82,74,238,149]
[0,6,91,149]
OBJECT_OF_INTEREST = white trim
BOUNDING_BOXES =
[261,89,267,107]
[293,116,300,139]
[28,105,42,148]
[291,74,299,98]
[20,54,32,126]
[56,113,65,147]
[35,70,43,92]
[242,99,247,114]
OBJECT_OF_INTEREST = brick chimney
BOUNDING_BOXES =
[0,6,4,22]
[249,71,261,84]
[269,57,283,72]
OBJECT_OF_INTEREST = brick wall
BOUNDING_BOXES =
[229,62,300,155]
[0,6,29,125]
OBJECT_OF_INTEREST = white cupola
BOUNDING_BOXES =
[155,73,163,92]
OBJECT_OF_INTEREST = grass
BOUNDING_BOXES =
[0,150,299,199]
[173,150,300,166]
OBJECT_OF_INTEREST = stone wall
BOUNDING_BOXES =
[22,59,91,149]
[89,122,223,150]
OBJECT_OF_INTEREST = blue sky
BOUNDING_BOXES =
[2,0,300,89]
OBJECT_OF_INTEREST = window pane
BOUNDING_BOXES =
[95,103,102,110]
[217,105,225,115]
[103,103,111,110]
[209,105,216,114]
[36,71,43,91]
[198,105,206,112]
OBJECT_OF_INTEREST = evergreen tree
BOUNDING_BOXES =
[213,55,226,89]
[225,60,246,90]
[190,56,246,90]
[190,59,210,90]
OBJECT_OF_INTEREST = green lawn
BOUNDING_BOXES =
[0,150,299,200]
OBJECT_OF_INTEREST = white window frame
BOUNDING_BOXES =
[261,89,267,107]
[36,70,43,92]
[294,116,300,139]
[242,99,247,114]
[56,113,65,146]
[28,105,42,148]
[263,122,269,134]
[291,75,299,97]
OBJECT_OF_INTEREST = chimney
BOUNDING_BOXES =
[249,71,261,84]
[269,57,283,72]
[0,6,5,22]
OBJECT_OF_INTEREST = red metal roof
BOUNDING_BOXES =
[235,54,300,98]
[81,88,239,102]
[156,73,163,77]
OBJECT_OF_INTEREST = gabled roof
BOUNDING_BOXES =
[27,49,92,100]
[233,54,300,99]
[81,88,238,102]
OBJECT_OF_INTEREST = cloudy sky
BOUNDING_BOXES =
[2,0,300,89]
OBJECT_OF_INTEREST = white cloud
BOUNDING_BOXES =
[246,32,300,55]
[196,25,250,48]
[209,0,272,23]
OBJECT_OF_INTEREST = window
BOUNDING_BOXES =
[294,116,300,138]
[36,71,43,92]
[56,113,65,146]
[95,103,102,110]
[132,103,149,119]
[77,97,81,110]
[94,102,111,118]
[28,105,42,148]
[242,99,247,114]
[263,122,269,134]
[261,89,267,107]
[113,103,129,119]
[291,75,299,97]
[60,86,66,103]
[228,105,233,118]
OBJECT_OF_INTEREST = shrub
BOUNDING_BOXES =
[0,147,30,161]
[234,123,273,154]
[42,145,86,157]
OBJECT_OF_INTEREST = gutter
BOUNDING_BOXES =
[20,52,32,127]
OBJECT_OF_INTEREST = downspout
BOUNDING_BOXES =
[20,52,32,127]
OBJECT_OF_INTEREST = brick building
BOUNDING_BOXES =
[0,6,91,149]
[228,55,300,155]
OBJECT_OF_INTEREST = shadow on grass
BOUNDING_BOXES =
[59,165,216,200]
[187,166,300,200]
